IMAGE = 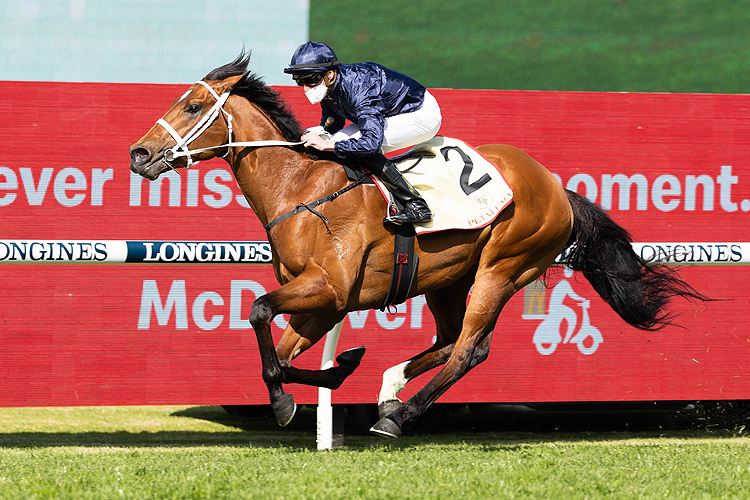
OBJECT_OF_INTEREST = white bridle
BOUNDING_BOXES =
[156,80,302,168]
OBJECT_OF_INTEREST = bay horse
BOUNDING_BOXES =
[129,53,706,438]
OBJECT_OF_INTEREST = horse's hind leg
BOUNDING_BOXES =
[371,270,515,438]
[377,272,474,418]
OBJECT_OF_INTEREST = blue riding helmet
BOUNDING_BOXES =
[284,41,339,73]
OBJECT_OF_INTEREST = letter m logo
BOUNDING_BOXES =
[138,280,188,329]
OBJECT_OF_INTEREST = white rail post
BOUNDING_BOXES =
[316,320,344,450]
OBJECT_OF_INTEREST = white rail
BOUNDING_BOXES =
[2,240,748,265]
[316,321,344,450]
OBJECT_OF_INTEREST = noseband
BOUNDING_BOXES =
[156,80,302,168]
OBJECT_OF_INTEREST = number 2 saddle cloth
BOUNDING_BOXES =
[373,136,514,234]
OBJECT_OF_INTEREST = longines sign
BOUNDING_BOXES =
[2,240,747,265]
[0,240,273,264]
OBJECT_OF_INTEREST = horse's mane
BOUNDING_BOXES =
[203,50,305,143]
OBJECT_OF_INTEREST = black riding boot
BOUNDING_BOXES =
[361,155,432,225]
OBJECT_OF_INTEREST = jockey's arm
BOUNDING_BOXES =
[304,110,386,155]
[332,112,385,157]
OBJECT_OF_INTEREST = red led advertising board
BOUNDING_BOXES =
[0,81,748,406]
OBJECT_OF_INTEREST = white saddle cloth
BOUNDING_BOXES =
[373,137,514,234]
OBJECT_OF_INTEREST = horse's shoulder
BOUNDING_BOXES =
[305,151,367,182]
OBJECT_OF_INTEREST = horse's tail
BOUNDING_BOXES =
[561,189,708,330]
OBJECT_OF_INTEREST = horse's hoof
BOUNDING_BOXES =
[370,417,402,438]
[378,399,403,419]
[271,393,297,427]
[336,346,366,367]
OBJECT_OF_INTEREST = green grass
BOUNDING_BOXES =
[310,0,750,93]
[1,405,750,499]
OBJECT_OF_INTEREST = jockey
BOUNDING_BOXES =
[284,41,442,225]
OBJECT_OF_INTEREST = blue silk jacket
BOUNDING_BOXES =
[320,62,426,156]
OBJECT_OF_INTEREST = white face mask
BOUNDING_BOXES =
[304,80,329,104]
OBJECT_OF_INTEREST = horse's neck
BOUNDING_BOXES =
[227,100,320,227]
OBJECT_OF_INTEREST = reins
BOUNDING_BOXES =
[155,79,371,233]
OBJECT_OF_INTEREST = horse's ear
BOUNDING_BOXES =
[214,72,247,94]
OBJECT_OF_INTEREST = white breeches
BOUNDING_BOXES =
[331,91,442,153]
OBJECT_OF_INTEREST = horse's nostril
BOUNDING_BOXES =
[130,147,151,164]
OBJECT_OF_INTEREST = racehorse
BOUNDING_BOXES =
[129,52,707,438]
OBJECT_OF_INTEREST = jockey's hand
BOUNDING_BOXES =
[301,131,335,152]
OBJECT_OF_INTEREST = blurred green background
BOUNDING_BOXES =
[310,0,750,93]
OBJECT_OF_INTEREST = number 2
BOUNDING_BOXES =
[440,146,491,195]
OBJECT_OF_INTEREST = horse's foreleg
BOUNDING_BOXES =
[248,296,294,426]
[248,264,342,427]
[276,313,366,389]
[377,276,473,418]
[371,275,513,438]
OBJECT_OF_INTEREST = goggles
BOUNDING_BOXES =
[292,72,325,87]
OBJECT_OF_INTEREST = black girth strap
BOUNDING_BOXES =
[263,177,370,231]
[381,223,419,311]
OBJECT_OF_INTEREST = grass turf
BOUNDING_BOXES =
[1,405,750,499]
[310,0,750,93]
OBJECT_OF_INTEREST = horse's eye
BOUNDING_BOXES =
[186,103,201,115]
